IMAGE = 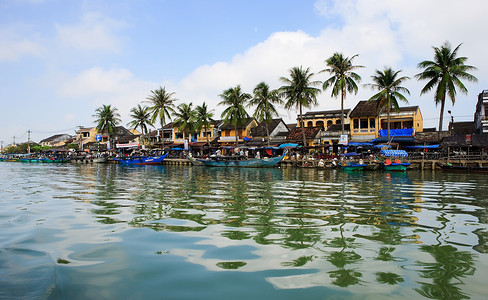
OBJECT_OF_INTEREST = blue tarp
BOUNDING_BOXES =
[378,128,414,137]
[348,142,373,147]
[372,136,415,143]
[380,150,408,157]
[341,152,360,157]
[404,144,439,149]
[279,143,299,148]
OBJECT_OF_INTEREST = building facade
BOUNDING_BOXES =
[474,90,488,134]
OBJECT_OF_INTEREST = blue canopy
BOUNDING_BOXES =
[279,143,299,148]
[341,152,360,157]
[172,147,183,150]
[404,144,439,149]
[380,150,408,157]
[348,142,373,147]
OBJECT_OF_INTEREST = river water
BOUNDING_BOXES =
[0,162,487,299]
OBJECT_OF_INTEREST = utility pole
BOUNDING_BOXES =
[27,130,31,154]
[0,141,3,154]
[13,136,16,146]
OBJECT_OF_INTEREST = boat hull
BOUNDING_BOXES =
[340,163,366,171]
[112,154,168,165]
[383,163,410,171]
[195,154,285,168]
[439,164,488,172]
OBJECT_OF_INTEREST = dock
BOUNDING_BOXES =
[162,158,488,170]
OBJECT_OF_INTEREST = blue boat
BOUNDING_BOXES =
[193,152,286,168]
[112,154,168,165]
[340,161,367,171]
[380,150,410,171]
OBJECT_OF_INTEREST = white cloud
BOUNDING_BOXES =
[170,0,488,130]
[56,12,126,52]
[58,66,156,124]
[0,26,43,62]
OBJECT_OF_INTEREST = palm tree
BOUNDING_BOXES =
[364,67,410,145]
[173,102,197,142]
[416,41,478,136]
[127,104,153,147]
[321,52,363,134]
[146,86,177,148]
[194,102,215,147]
[93,104,121,148]
[279,66,321,146]
[249,82,283,146]
[219,85,252,147]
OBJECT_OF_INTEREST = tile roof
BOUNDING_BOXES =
[286,126,322,141]
[250,118,286,137]
[349,101,379,118]
[221,118,255,130]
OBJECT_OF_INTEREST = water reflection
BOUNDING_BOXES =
[56,165,488,297]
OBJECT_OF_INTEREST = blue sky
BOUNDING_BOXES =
[1,0,487,146]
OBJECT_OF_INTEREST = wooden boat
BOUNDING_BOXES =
[439,164,488,172]
[340,162,366,171]
[193,152,286,168]
[70,157,107,164]
[112,154,168,165]
[382,162,410,171]
[380,150,410,171]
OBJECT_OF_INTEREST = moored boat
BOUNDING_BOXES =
[193,152,286,168]
[340,161,366,171]
[438,164,488,172]
[380,150,410,171]
[112,154,168,165]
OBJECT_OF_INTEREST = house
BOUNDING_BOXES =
[300,109,350,129]
[349,100,423,143]
[218,118,258,145]
[474,90,488,134]
[286,126,323,147]
[75,126,140,151]
[250,118,290,145]
[40,134,73,147]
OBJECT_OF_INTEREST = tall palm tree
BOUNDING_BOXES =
[279,66,321,146]
[194,102,215,147]
[321,52,363,134]
[219,85,252,147]
[364,67,410,145]
[249,82,283,146]
[146,86,177,149]
[173,102,197,142]
[93,104,121,149]
[127,104,153,147]
[416,42,478,136]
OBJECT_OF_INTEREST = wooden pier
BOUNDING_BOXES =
[161,158,488,170]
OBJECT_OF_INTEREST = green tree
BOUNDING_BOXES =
[416,42,478,136]
[127,104,153,147]
[249,82,283,146]
[194,102,215,147]
[93,104,121,147]
[173,102,197,142]
[279,66,321,146]
[146,86,177,148]
[321,52,363,134]
[219,85,252,147]
[365,67,410,145]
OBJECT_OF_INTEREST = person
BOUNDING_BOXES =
[384,158,392,165]
[256,151,261,159]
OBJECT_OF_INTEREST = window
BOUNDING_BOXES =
[353,119,359,129]
[360,119,368,129]
[369,118,375,128]
[307,121,313,127]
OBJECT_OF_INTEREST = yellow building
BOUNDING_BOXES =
[349,100,423,142]
[218,118,258,145]
[299,109,351,129]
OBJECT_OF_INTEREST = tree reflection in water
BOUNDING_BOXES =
[415,244,475,299]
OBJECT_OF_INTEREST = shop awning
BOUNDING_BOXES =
[380,150,408,157]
